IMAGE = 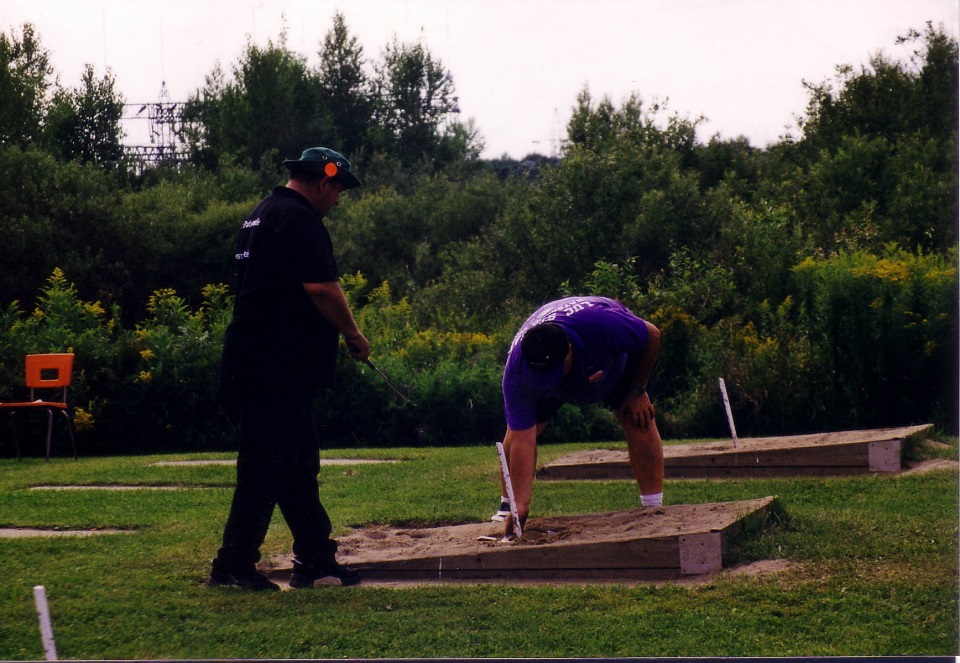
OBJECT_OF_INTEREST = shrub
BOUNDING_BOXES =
[0,269,127,455]
[793,244,958,431]
[118,283,235,451]
[318,276,506,446]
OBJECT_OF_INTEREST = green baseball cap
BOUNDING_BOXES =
[282,147,362,189]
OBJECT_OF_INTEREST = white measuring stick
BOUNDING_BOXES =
[495,442,523,539]
[33,586,58,661]
[718,378,739,448]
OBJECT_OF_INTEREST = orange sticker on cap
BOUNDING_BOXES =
[324,162,338,177]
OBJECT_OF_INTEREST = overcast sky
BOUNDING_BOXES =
[5,0,959,159]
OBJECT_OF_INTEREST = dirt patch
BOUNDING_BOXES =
[0,527,133,538]
[336,502,756,561]
[30,485,192,490]
[901,458,960,475]
[715,558,801,580]
[150,458,400,467]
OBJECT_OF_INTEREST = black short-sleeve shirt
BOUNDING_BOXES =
[220,186,341,395]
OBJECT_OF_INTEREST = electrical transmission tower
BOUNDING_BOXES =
[122,82,190,171]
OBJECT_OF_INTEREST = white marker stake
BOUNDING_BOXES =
[718,378,739,449]
[495,442,523,540]
[33,586,58,661]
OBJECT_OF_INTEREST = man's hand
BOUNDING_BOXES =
[345,333,370,361]
[618,391,656,430]
[304,282,369,361]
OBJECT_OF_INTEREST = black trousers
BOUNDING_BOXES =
[216,388,338,568]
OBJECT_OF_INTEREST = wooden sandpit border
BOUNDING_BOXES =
[270,496,780,583]
[539,424,934,481]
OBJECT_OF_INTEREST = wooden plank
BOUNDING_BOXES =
[539,425,930,480]
[668,464,877,479]
[353,537,682,573]
[670,443,872,467]
[356,566,688,581]
[355,538,684,580]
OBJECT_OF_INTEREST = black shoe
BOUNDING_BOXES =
[289,560,361,588]
[208,558,280,591]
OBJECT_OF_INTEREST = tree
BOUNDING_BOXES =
[370,38,462,168]
[0,23,54,148]
[186,29,324,174]
[43,64,125,166]
[317,11,373,157]
[908,22,959,143]
[786,23,958,252]
[468,90,707,307]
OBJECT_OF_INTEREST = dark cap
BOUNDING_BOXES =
[282,147,362,190]
[520,323,569,371]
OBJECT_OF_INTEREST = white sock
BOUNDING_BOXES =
[641,492,663,507]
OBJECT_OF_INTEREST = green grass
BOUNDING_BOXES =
[0,437,957,659]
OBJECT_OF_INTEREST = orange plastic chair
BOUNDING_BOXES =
[0,354,78,461]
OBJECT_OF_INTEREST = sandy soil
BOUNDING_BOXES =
[331,500,771,564]
[901,458,960,475]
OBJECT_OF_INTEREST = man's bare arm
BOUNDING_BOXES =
[501,424,543,534]
[619,321,660,429]
[632,321,660,389]
[303,281,370,360]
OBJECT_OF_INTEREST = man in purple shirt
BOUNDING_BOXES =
[496,296,663,536]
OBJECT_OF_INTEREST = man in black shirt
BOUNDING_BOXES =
[209,147,370,590]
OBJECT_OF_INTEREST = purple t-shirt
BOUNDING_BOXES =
[502,297,650,430]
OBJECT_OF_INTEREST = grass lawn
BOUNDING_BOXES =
[0,434,956,659]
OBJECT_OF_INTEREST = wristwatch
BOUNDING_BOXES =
[631,386,647,396]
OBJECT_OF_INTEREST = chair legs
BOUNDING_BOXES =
[6,413,21,460]
[44,409,77,461]
[60,409,77,460]
[46,409,53,461]
[6,409,77,462]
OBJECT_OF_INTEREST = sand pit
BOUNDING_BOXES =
[270,497,779,584]
[540,425,934,480]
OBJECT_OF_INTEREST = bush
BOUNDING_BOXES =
[117,284,235,451]
[0,269,128,455]
[0,270,238,455]
[3,243,955,457]
[658,302,818,438]
[316,276,506,446]
[793,244,958,431]
[573,244,958,440]
[661,245,959,438]
[0,270,515,454]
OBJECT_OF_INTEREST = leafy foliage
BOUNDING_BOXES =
[0,23,52,148]
[792,245,958,428]
[185,32,324,176]
[0,21,957,452]
[369,38,466,170]
[317,12,374,157]
[42,64,125,165]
